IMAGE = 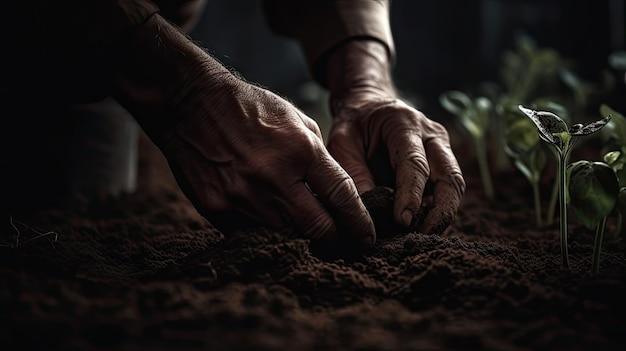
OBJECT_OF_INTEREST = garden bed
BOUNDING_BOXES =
[1,130,625,351]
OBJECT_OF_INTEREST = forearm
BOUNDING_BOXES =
[111,13,238,146]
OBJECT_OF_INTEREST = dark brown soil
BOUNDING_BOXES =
[1,132,625,351]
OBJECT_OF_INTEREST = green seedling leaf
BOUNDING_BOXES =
[514,145,546,184]
[600,104,626,145]
[604,150,624,170]
[440,91,491,139]
[505,118,540,155]
[569,116,612,136]
[530,99,570,124]
[602,151,624,169]
[559,69,592,107]
[516,33,537,57]
[440,90,472,116]
[608,50,626,71]
[518,105,568,146]
[604,148,626,188]
[568,161,620,229]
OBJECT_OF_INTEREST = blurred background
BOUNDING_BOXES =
[189,0,625,139]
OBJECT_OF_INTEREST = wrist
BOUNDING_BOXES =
[326,39,396,102]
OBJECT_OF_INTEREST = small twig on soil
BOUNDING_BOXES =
[2,216,58,248]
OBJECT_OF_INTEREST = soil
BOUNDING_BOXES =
[1,130,625,351]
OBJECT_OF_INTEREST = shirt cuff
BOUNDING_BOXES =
[262,0,395,86]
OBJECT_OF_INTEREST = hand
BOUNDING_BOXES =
[112,14,375,248]
[325,41,465,234]
[161,76,376,248]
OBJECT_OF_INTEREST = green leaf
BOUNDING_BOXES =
[569,116,611,136]
[608,50,626,71]
[515,33,537,58]
[440,91,490,139]
[568,161,620,229]
[513,146,546,183]
[559,69,592,106]
[605,148,626,187]
[440,90,472,116]
[600,104,626,145]
[530,100,570,123]
[604,150,623,168]
[505,118,540,156]
[518,105,568,147]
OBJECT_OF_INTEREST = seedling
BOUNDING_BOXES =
[524,100,570,226]
[599,104,626,165]
[599,105,626,236]
[567,161,620,273]
[608,50,626,84]
[604,151,626,237]
[503,116,546,227]
[440,90,494,199]
[500,34,563,103]
[518,105,611,268]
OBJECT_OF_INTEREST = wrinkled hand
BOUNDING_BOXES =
[325,41,465,234]
[112,15,375,248]
[327,93,465,233]
[161,76,376,247]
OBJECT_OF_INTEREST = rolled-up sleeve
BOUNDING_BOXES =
[261,0,395,85]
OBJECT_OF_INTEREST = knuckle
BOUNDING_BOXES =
[447,171,466,197]
[397,152,430,179]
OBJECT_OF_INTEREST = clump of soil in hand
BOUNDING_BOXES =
[360,186,429,236]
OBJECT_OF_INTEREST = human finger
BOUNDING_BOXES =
[305,154,376,247]
[380,111,430,228]
[421,137,465,234]
[327,122,376,194]
[279,182,338,242]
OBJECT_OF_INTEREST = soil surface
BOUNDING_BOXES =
[1,131,625,351]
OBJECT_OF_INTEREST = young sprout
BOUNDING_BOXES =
[500,34,563,102]
[600,105,626,236]
[604,151,626,236]
[504,117,547,227]
[599,104,626,160]
[440,90,494,199]
[608,50,626,84]
[526,100,570,226]
[518,105,611,269]
[567,161,620,273]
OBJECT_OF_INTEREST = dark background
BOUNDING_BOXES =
[189,0,625,130]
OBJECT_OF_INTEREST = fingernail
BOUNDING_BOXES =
[401,210,413,228]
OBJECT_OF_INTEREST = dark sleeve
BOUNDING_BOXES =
[260,0,395,85]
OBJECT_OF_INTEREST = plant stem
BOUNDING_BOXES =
[475,138,494,199]
[546,146,560,226]
[558,155,570,269]
[532,181,542,228]
[592,216,607,274]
